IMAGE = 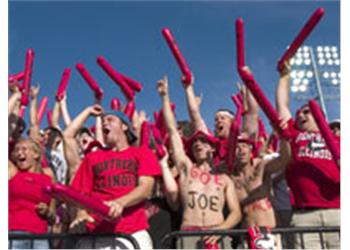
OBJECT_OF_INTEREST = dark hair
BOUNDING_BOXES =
[177,120,194,138]
[44,127,63,149]
[9,113,26,135]
[76,127,92,138]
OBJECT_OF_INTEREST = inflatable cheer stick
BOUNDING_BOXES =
[47,110,53,127]
[120,73,143,92]
[9,71,25,84]
[37,96,48,125]
[76,63,104,100]
[226,95,243,173]
[20,48,35,106]
[124,101,136,120]
[236,18,245,70]
[309,99,340,166]
[97,56,135,100]
[44,184,111,220]
[110,97,122,111]
[55,68,71,101]
[277,8,325,72]
[162,28,192,85]
[239,69,291,139]
[140,121,150,147]
[151,124,166,159]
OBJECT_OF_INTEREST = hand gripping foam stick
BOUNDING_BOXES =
[44,184,111,220]
[277,8,325,72]
[96,56,135,100]
[18,106,26,118]
[309,99,340,166]
[124,101,136,120]
[162,28,192,85]
[111,97,122,111]
[140,121,150,147]
[236,18,245,70]
[37,96,48,125]
[151,124,166,159]
[20,48,35,106]
[239,69,291,139]
[9,71,25,84]
[76,63,104,100]
[55,68,71,101]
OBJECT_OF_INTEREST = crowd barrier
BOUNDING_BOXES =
[9,226,340,249]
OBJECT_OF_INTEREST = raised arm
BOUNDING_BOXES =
[51,98,61,129]
[8,85,22,116]
[28,86,41,142]
[276,63,292,120]
[264,137,291,174]
[182,78,209,134]
[158,76,191,171]
[94,98,104,145]
[59,94,72,128]
[241,83,259,140]
[159,148,179,208]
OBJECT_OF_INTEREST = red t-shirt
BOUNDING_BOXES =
[71,146,162,234]
[286,119,340,209]
[9,171,52,234]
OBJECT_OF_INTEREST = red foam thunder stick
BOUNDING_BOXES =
[150,124,166,159]
[76,63,104,100]
[309,100,340,166]
[47,109,53,127]
[9,71,25,84]
[236,18,245,70]
[226,95,243,173]
[140,121,150,147]
[111,97,122,110]
[277,8,325,72]
[18,106,26,118]
[162,28,192,85]
[96,56,135,100]
[238,68,291,139]
[55,68,71,101]
[37,96,48,125]
[44,184,111,220]
[120,73,143,92]
[21,48,35,106]
[124,101,136,120]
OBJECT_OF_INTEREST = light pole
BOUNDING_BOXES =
[289,45,340,120]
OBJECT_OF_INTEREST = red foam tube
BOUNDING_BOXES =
[231,94,243,111]
[44,184,111,220]
[21,48,35,106]
[239,69,291,139]
[308,99,340,166]
[111,97,121,110]
[277,8,325,72]
[140,121,150,147]
[150,124,166,158]
[37,96,48,125]
[47,109,53,127]
[120,73,143,92]
[162,28,192,85]
[55,68,71,101]
[236,18,245,69]
[226,104,242,173]
[96,56,135,100]
[124,101,136,120]
[76,63,104,100]
[9,71,25,83]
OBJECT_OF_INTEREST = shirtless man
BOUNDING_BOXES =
[232,134,290,249]
[157,76,241,249]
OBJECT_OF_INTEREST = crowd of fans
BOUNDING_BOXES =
[9,20,340,250]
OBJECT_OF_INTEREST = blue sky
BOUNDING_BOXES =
[9,0,340,132]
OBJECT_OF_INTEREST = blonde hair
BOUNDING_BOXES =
[16,138,42,164]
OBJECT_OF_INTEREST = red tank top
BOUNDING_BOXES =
[9,171,52,234]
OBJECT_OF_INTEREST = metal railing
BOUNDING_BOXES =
[160,226,340,249]
[9,232,140,249]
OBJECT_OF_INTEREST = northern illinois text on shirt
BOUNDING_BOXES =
[294,132,332,160]
[92,158,138,189]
